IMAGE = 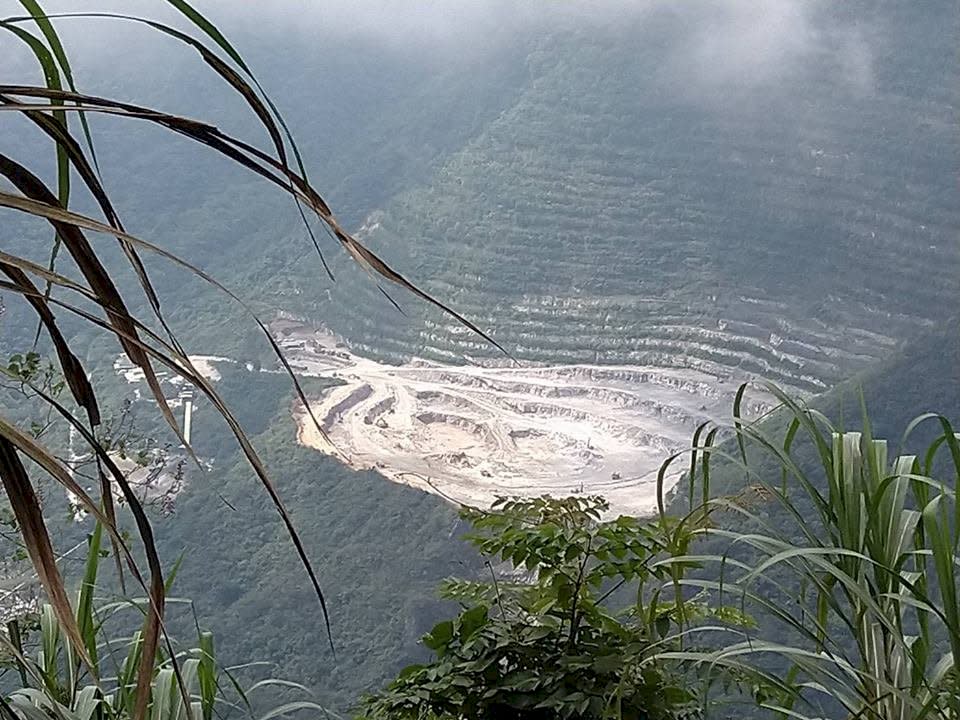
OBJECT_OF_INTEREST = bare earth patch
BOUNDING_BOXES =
[285,324,771,516]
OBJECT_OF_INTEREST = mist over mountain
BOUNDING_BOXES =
[9,1,952,382]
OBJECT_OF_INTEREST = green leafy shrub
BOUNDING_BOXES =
[663,386,960,719]
[358,496,733,720]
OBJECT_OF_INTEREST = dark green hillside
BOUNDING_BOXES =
[158,423,472,712]
[282,4,959,394]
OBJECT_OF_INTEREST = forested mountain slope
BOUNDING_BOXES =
[297,3,958,399]
[6,3,954,392]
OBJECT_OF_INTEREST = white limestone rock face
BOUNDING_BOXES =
[285,325,772,516]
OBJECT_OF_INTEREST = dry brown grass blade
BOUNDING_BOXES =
[28,384,191,720]
[331,226,512,360]
[0,242,338,650]
[0,248,90,294]
[0,99,304,222]
[0,436,93,672]
[0,262,99,424]
[1,13,289,164]
[2,11,337,279]
[0,249,130,574]
[0,253,139,560]
[0,264,121,580]
[0,410,143,586]
[0,87,293,191]
[93,454,126,597]
[106,477,163,720]
[185,39,285,161]
[0,154,194,456]
[0,92,162,315]
[0,394,187,720]
[0,396,141,583]
[0,88,508,359]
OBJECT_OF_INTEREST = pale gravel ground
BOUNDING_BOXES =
[285,326,771,517]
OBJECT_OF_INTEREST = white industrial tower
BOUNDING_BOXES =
[179,386,194,446]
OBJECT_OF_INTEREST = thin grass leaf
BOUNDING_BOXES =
[76,522,103,669]
[256,701,331,720]
[687,421,709,513]
[197,633,215,720]
[0,90,163,316]
[16,0,98,170]
[0,22,68,318]
[0,439,93,673]
[0,262,99,424]
[0,156,189,455]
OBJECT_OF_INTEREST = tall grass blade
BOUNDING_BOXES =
[16,0,98,169]
[0,440,92,673]
[76,522,103,669]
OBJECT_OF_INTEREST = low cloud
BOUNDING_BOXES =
[215,0,874,94]
[0,1,875,98]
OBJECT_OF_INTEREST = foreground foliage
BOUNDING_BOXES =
[1,524,326,720]
[359,496,728,720]
[362,388,959,720]
[664,386,960,719]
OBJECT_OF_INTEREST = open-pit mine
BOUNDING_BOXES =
[278,321,770,516]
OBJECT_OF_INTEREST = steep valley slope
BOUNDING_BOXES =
[286,3,958,395]
[134,3,960,713]
[257,3,959,511]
